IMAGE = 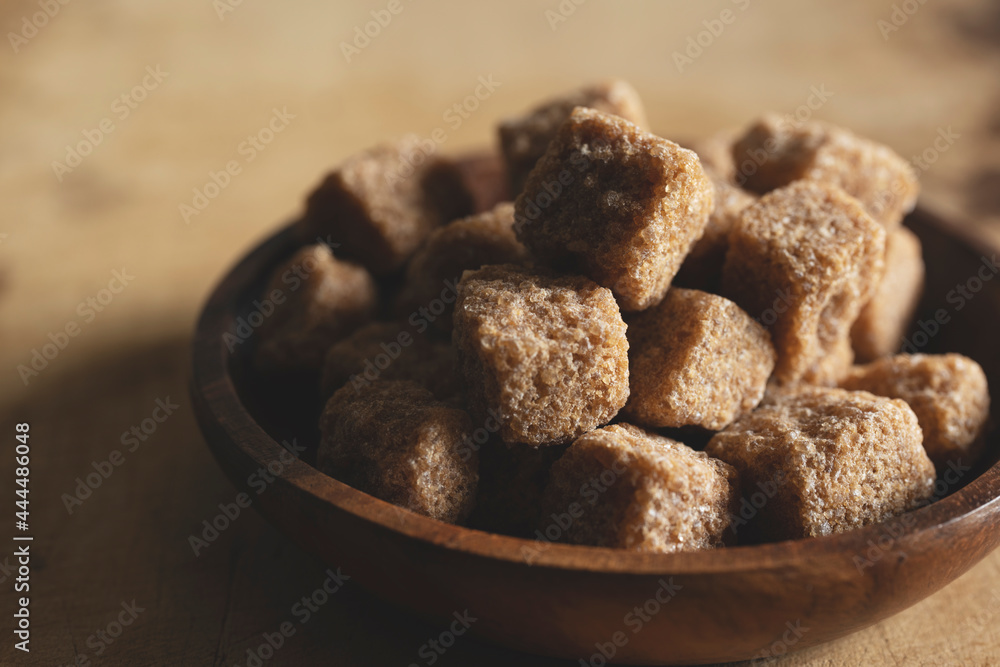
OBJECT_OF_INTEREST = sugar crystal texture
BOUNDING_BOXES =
[499,80,648,195]
[683,128,741,182]
[841,354,990,469]
[706,386,936,540]
[394,202,529,333]
[540,423,739,553]
[624,288,776,430]
[319,321,461,400]
[514,107,713,311]
[850,226,925,361]
[299,136,473,274]
[255,244,377,372]
[317,380,477,524]
[732,114,919,227]
[722,181,886,385]
[452,264,629,446]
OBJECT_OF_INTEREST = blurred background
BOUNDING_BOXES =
[1,0,999,664]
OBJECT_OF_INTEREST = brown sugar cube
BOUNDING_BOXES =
[706,387,936,540]
[499,80,648,195]
[514,107,713,311]
[623,288,776,430]
[319,321,461,400]
[539,423,738,553]
[674,168,757,292]
[453,149,510,213]
[453,264,629,446]
[841,354,991,469]
[732,114,919,227]
[683,128,741,182]
[851,226,925,361]
[722,181,886,385]
[394,202,529,333]
[299,136,473,274]
[471,439,568,537]
[317,380,478,524]
[254,244,377,373]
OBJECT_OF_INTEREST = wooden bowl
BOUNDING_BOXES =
[191,166,1000,665]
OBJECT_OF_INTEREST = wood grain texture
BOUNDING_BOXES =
[2,0,1000,665]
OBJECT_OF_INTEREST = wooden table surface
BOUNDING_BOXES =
[2,1,999,664]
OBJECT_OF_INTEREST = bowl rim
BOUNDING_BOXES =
[191,206,1000,576]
